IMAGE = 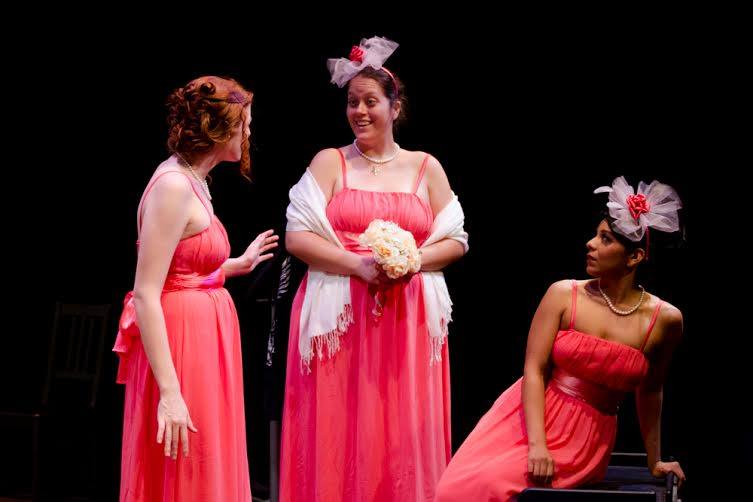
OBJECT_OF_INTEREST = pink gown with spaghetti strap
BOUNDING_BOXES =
[280,151,453,502]
[113,171,252,501]
[435,280,663,501]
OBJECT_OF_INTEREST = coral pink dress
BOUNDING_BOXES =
[114,171,252,501]
[435,280,663,501]
[280,151,452,501]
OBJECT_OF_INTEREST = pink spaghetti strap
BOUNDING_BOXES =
[337,148,348,189]
[412,154,431,194]
[138,170,211,231]
[640,300,665,351]
[569,280,578,330]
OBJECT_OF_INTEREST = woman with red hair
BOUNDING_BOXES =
[113,76,278,501]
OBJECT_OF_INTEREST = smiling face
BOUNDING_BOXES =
[347,74,400,143]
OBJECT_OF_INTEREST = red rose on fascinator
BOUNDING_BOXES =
[626,194,650,221]
[349,45,365,63]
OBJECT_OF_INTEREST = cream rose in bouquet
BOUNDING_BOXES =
[358,219,421,279]
[358,219,422,317]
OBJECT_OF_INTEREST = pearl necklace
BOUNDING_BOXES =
[175,152,212,200]
[598,280,645,316]
[353,140,400,176]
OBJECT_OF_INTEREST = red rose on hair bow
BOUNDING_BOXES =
[594,176,682,242]
[349,46,365,63]
[626,194,650,221]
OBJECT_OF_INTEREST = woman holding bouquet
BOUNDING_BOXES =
[281,36,469,502]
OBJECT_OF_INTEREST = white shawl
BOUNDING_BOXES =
[286,168,468,373]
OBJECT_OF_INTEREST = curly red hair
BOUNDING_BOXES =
[167,76,254,179]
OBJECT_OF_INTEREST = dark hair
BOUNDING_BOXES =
[599,210,687,288]
[349,66,407,126]
[603,211,646,254]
